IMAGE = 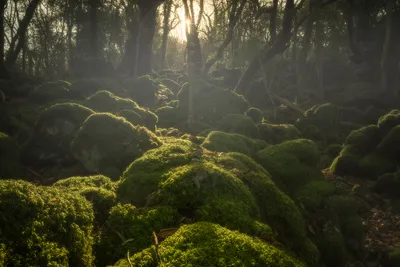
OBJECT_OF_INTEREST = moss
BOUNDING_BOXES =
[31,80,72,103]
[166,99,179,108]
[246,107,263,124]
[377,125,400,158]
[295,181,336,210]
[180,134,205,145]
[113,222,307,267]
[341,216,364,254]
[156,127,181,137]
[0,133,25,179]
[373,171,400,197]
[377,109,400,137]
[326,195,367,219]
[358,153,397,179]
[0,180,94,266]
[118,109,143,125]
[96,204,179,266]
[387,248,400,267]
[160,78,181,95]
[155,106,185,128]
[324,144,343,158]
[117,139,199,206]
[346,125,380,154]
[217,114,259,138]
[257,139,324,195]
[316,229,348,267]
[257,123,301,144]
[121,75,157,107]
[177,120,212,135]
[216,153,318,263]
[330,145,363,177]
[201,131,267,157]
[71,113,161,179]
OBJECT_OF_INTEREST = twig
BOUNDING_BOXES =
[153,231,162,264]
[127,250,133,267]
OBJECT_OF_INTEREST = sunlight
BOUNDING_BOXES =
[172,5,201,41]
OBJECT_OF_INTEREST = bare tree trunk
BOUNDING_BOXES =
[0,0,9,79]
[203,0,247,74]
[235,0,296,94]
[269,0,279,42]
[5,0,41,67]
[381,0,394,92]
[160,0,172,69]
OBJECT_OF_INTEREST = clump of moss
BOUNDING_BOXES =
[346,125,380,154]
[0,180,94,266]
[96,204,179,266]
[257,123,301,144]
[201,131,267,157]
[180,134,205,145]
[31,80,72,103]
[155,106,184,128]
[377,125,400,158]
[117,139,198,206]
[217,114,259,138]
[22,103,95,167]
[155,127,181,137]
[113,222,307,267]
[160,78,181,95]
[121,75,157,107]
[358,152,397,179]
[117,109,143,126]
[257,139,324,195]
[71,113,161,180]
[377,109,400,137]
[86,90,158,130]
[295,181,337,210]
[70,78,124,98]
[246,107,264,124]
[330,145,362,177]
[373,171,400,198]
[0,133,25,179]
[316,228,348,267]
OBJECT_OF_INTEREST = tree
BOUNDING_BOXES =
[0,0,8,78]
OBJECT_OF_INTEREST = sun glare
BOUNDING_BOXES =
[173,5,200,41]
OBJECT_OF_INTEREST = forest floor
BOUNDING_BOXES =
[324,170,400,266]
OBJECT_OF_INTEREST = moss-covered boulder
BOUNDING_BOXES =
[377,125,400,158]
[113,222,307,267]
[154,106,183,128]
[22,103,94,167]
[373,171,400,198]
[316,227,348,267]
[346,125,380,154]
[71,113,161,179]
[201,131,267,157]
[180,134,205,145]
[358,153,397,178]
[53,175,116,223]
[0,133,25,179]
[295,181,337,210]
[0,180,94,266]
[246,107,263,124]
[121,75,157,107]
[70,78,124,98]
[160,78,181,95]
[377,109,400,137]
[86,90,158,130]
[95,204,179,266]
[257,123,301,144]
[217,114,259,138]
[330,145,362,177]
[118,109,143,126]
[31,80,72,103]
[257,139,323,195]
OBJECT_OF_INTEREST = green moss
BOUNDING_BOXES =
[358,153,397,179]
[257,139,324,195]
[217,114,259,138]
[326,195,367,220]
[118,109,143,125]
[96,204,179,266]
[295,181,336,210]
[180,134,205,145]
[387,248,400,267]
[377,125,400,158]
[373,171,400,197]
[155,106,184,128]
[346,125,380,154]
[257,123,301,144]
[31,80,72,103]
[113,222,307,267]
[246,107,263,124]
[117,139,198,206]
[156,127,181,137]
[0,180,94,266]
[316,229,348,267]
[0,133,25,179]
[121,75,157,107]
[160,78,181,95]
[377,109,400,137]
[201,131,267,157]
[324,144,343,158]
[330,155,360,176]
[341,216,364,254]
[71,113,161,179]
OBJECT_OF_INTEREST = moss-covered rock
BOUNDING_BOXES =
[155,127,181,137]
[70,78,124,99]
[121,75,157,107]
[86,90,158,130]
[0,180,94,266]
[118,109,143,126]
[160,78,181,95]
[316,228,348,267]
[358,153,397,179]
[71,113,161,179]
[53,175,116,223]
[377,109,400,137]
[117,139,199,206]
[0,133,25,179]
[295,181,337,210]
[22,103,94,167]
[257,123,301,144]
[154,106,183,128]
[346,125,380,154]
[257,139,323,195]
[377,125,400,158]
[373,171,400,198]
[96,204,179,266]
[217,114,259,138]
[246,107,263,124]
[201,131,267,157]
[31,80,72,103]
[177,120,212,135]
[180,134,205,145]
[330,145,362,177]
[113,222,307,267]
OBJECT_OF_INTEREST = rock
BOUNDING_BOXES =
[121,75,157,107]
[377,125,400,158]
[217,114,259,138]
[377,110,400,137]
[373,172,400,198]
[70,113,161,179]
[257,123,301,144]
[0,180,94,266]
[358,153,397,179]
[31,80,72,103]
[346,125,380,154]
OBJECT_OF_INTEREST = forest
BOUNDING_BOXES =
[0,0,400,266]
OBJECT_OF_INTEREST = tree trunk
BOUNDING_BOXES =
[0,0,9,79]
[344,0,361,62]
[203,0,247,74]
[269,0,279,42]
[89,0,99,58]
[5,0,41,67]
[235,0,296,94]
[381,0,394,92]
[119,7,139,75]
[160,0,172,69]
